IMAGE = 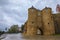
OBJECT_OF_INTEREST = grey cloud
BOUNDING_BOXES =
[0,0,9,6]
[34,0,60,13]
[0,0,60,31]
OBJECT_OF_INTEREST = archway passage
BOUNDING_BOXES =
[37,28,43,35]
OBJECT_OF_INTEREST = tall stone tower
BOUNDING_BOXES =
[42,7,55,35]
[26,6,38,36]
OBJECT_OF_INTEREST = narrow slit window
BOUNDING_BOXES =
[48,23,49,24]
[32,22,34,24]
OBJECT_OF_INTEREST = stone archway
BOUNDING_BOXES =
[37,28,43,35]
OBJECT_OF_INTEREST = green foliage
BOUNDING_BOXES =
[21,25,24,32]
[8,25,19,33]
[0,31,5,35]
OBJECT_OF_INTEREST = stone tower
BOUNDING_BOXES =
[42,7,55,35]
[26,6,38,36]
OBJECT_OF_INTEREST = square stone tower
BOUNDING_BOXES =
[26,6,38,36]
[41,7,55,35]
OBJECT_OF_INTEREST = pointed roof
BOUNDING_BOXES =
[45,6,51,9]
[30,6,36,9]
[31,6,35,8]
[29,6,41,11]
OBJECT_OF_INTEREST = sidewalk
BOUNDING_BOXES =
[1,33,60,40]
[0,34,7,39]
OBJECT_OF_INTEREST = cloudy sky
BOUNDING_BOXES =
[0,0,60,31]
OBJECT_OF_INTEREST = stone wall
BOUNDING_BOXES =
[23,6,60,36]
[53,13,60,34]
[36,10,43,35]
[26,7,38,36]
[41,7,55,35]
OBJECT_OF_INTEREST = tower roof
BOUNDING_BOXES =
[29,6,36,9]
[45,7,51,9]
[31,6,35,8]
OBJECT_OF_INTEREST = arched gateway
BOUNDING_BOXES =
[23,6,55,36]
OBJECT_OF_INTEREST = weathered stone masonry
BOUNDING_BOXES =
[23,6,60,36]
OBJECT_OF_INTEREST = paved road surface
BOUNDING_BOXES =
[0,34,7,39]
[1,33,60,40]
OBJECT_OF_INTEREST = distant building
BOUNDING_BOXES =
[56,4,60,12]
[23,6,60,36]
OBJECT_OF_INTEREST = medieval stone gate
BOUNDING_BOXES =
[23,6,56,36]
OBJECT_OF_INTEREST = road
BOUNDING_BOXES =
[1,33,60,40]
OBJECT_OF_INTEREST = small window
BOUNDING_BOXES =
[48,23,49,24]
[32,22,34,24]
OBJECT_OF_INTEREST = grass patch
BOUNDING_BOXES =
[53,34,60,36]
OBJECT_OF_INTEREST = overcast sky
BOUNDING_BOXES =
[0,0,60,31]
